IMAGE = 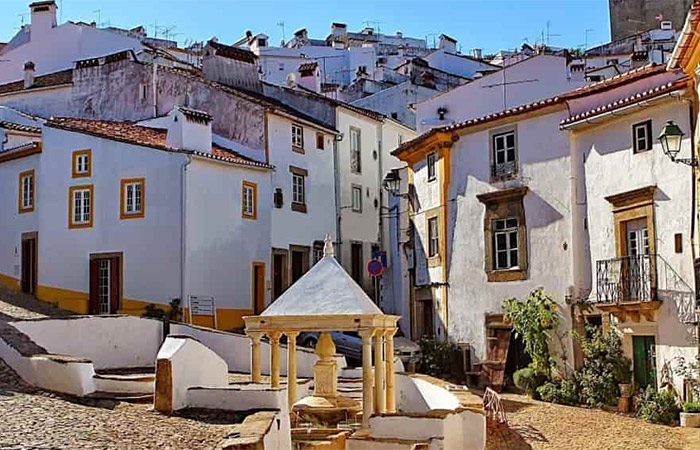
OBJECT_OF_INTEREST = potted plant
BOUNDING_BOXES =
[616,360,633,413]
[681,401,700,427]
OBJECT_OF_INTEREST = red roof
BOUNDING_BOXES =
[560,78,689,127]
[45,117,272,169]
[668,1,700,69]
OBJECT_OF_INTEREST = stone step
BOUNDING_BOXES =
[85,391,154,403]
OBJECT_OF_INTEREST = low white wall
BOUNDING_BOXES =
[395,375,460,413]
[369,416,444,441]
[170,323,346,378]
[30,355,96,396]
[12,316,163,370]
[187,385,287,411]
[156,335,229,411]
[0,331,96,396]
[262,412,292,450]
[93,376,154,394]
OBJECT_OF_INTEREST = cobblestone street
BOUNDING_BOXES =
[0,289,239,450]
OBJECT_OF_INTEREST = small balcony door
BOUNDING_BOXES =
[625,218,650,302]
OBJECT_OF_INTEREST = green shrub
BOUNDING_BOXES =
[637,386,680,424]
[575,327,632,407]
[683,401,700,413]
[418,337,456,377]
[537,379,580,406]
[142,303,165,319]
[503,288,561,376]
[513,367,547,397]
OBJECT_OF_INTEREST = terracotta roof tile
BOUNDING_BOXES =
[559,63,667,98]
[0,69,73,95]
[0,121,42,134]
[560,78,689,127]
[45,117,272,169]
[207,40,257,64]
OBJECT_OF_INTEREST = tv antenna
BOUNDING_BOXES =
[545,20,561,46]
[277,21,286,45]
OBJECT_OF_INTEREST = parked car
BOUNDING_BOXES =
[298,330,421,367]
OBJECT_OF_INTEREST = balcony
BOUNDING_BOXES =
[592,254,696,323]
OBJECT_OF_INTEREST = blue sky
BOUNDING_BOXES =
[1,0,611,54]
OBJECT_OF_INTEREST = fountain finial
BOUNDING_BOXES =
[323,234,334,257]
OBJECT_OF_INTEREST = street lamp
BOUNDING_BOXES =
[383,169,402,195]
[658,120,695,166]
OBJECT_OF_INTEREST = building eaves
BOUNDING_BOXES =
[560,78,689,128]
[0,141,42,163]
[393,95,565,158]
[0,121,41,134]
[207,40,258,64]
[45,117,273,170]
[560,63,667,98]
[0,68,73,95]
[668,1,700,70]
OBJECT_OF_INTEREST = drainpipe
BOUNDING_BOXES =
[333,135,342,262]
[377,122,384,307]
[152,52,158,117]
[180,155,192,325]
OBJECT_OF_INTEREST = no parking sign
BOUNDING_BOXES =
[367,259,384,277]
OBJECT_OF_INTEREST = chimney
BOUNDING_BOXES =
[23,61,35,89]
[396,31,403,38]
[165,106,213,153]
[297,62,321,93]
[439,34,457,53]
[202,40,263,93]
[472,48,483,59]
[29,1,58,38]
[331,22,347,38]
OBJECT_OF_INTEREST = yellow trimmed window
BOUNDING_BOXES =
[69,185,93,229]
[120,178,145,219]
[72,150,92,178]
[242,180,257,219]
[18,169,35,213]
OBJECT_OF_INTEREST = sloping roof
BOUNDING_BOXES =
[0,121,41,134]
[560,78,689,127]
[0,141,42,163]
[292,84,385,122]
[261,255,383,317]
[668,1,700,69]
[207,40,257,64]
[0,69,73,95]
[45,117,273,169]
[561,63,666,98]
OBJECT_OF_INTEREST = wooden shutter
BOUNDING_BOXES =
[89,258,99,314]
[109,257,121,314]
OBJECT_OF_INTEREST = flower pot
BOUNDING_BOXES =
[680,412,700,428]
[619,383,632,397]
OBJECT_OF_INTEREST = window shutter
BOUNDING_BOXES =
[109,257,120,313]
[274,188,284,208]
[89,259,99,314]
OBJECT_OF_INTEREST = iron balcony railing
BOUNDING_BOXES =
[595,254,657,304]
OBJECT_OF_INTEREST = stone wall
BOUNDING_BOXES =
[609,0,694,40]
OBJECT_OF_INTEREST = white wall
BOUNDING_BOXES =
[185,157,272,313]
[268,113,336,249]
[37,127,184,307]
[12,316,163,369]
[416,55,587,133]
[571,98,697,391]
[0,22,143,84]
[352,82,439,129]
[0,153,40,284]
[430,110,574,362]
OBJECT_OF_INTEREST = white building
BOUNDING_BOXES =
[0,107,274,332]
[562,69,696,392]
[0,1,146,85]
[415,54,588,133]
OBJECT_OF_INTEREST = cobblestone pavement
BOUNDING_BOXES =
[487,392,700,450]
[0,288,241,450]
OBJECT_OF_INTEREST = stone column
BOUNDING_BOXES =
[268,331,282,389]
[385,328,397,413]
[374,329,386,414]
[247,331,263,383]
[359,328,375,429]
[285,331,299,408]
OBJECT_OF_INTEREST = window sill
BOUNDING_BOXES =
[487,268,527,282]
[291,202,307,213]
[120,212,145,220]
[427,177,437,183]
[242,213,257,220]
[292,146,305,154]
[18,207,34,214]
[69,222,93,229]
[489,173,518,184]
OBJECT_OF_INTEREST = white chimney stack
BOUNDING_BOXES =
[29,1,58,38]
[23,61,35,89]
[166,106,213,153]
[473,48,483,59]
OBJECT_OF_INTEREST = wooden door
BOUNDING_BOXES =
[633,335,656,389]
[272,250,287,301]
[21,236,37,295]
[253,263,266,314]
[89,255,121,314]
[351,242,363,284]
